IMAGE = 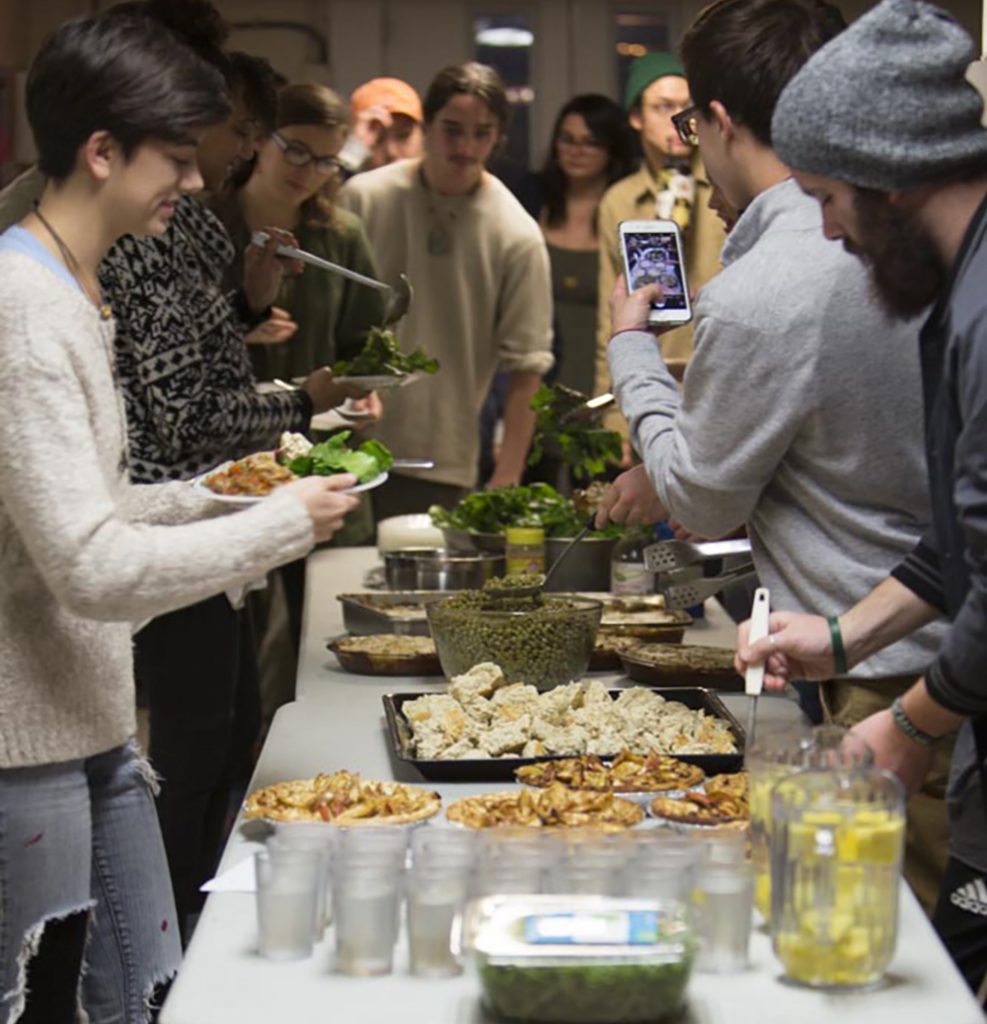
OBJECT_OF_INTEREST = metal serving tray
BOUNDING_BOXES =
[337,591,445,636]
[382,687,744,783]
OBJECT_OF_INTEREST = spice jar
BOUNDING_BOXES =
[770,766,905,989]
[506,526,545,576]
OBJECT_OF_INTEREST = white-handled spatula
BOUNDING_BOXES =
[744,587,771,757]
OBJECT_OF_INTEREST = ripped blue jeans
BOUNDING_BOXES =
[0,740,181,1023]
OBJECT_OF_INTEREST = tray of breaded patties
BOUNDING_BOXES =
[382,662,744,782]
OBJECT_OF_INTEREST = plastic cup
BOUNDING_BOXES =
[254,848,322,961]
[407,866,470,977]
[332,863,404,976]
[267,833,333,933]
[692,860,754,973]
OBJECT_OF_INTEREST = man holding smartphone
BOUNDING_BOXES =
[597,0,949,912]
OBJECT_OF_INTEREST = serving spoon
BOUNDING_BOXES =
[484,515,597,600]
[251,231,412,325]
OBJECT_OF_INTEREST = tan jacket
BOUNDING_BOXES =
[595,160,725,433]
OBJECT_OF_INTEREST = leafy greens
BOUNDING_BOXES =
[287,431,394,484]
[333,326,439,377]
[527,384,623,481]
[429,483,621,539]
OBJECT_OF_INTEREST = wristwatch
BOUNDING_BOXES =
[890,696,938,748]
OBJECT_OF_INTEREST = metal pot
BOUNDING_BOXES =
[383,548,505,591]
[544,535,617,592]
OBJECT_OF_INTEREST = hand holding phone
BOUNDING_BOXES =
[619,219,692,326]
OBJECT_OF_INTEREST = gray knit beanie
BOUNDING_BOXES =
[772,0,987,190]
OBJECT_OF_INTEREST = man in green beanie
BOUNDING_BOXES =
[594,51,725,437]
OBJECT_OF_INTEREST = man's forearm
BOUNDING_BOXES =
[900,678,966,739]
[490,371,541,485]
[840,576,940,668]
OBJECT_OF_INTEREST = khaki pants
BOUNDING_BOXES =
[821,677,953,917]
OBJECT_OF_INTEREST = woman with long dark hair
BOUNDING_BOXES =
[525,93,634,393]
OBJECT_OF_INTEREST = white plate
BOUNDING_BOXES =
[191,466,388,505]
[333,373,423,390]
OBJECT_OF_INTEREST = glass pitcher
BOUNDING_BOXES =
[748,724,873,921]
[770,767,905,989]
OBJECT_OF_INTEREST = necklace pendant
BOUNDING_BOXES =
[427,224,453,257]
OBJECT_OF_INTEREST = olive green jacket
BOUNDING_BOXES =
[213,196,386,381]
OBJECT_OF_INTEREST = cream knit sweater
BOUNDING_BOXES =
[0,252,315,767]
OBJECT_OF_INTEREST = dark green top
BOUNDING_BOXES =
[211,194,385,545]
[215,196,386,382]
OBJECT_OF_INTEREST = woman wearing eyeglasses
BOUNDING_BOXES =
[215,83,385,385]
[518,94,633,395]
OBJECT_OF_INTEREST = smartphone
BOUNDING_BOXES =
[619,219,692,326]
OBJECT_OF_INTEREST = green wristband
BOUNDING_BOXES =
[828,615,848,675]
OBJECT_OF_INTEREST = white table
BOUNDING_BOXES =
[161,548,985,1024]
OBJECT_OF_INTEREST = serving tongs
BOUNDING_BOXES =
[251,230,412,325]
[744,587,771,759]
[558,392,616,424]
[645,537,752,573]
[657,562,756,610]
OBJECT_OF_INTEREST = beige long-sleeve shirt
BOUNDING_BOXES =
[339,160,553,488]
[595,161,726,434]
[0,250,315,768]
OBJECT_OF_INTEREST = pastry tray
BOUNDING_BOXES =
[619,646,744,692]
[382,687,744,782]
[337,591,445,636]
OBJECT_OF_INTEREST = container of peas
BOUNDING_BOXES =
[463,894,695,1024]
[426,588,602,690]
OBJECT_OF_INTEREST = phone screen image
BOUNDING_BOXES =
[623,232,687,311]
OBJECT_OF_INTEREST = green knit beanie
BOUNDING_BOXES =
[623,52,686,112]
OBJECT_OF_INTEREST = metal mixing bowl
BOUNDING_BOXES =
[383,549,505,591]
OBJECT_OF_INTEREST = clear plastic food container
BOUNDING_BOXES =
[461,895,694,1023]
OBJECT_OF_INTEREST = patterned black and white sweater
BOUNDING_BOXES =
[99,195,310,483]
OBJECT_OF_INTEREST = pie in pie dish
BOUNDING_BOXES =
[649,787,749,826]
[515,750,704,793]
[244,770,441,824]
[445,781,643,830]
[703,772,748,801]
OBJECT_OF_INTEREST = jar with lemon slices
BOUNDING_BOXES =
[769,767,905,989]
[748,725,873,923]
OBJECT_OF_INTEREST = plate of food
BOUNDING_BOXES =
[648,782,749,829]
[192,431,393,505]
[515,750,705,805]
[382,663,744,782]
[243,769,441,826]
[330,326,439,390]
[328,634,442,676]
[445,782,644,831]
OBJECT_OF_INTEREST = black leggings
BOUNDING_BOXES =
[20,912,88,1024]
[135,594,260,942]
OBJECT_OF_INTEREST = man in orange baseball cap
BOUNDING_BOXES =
[344,76,424,174]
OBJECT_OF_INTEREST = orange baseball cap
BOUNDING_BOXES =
[350,77,423,123]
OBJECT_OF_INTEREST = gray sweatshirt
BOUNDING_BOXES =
[609,178,943,679]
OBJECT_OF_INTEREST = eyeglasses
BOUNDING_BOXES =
[671,105,700,147]
[271,130,343,175]
[556,132,607,152]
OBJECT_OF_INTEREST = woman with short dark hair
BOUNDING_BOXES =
[0,13,358,1022]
